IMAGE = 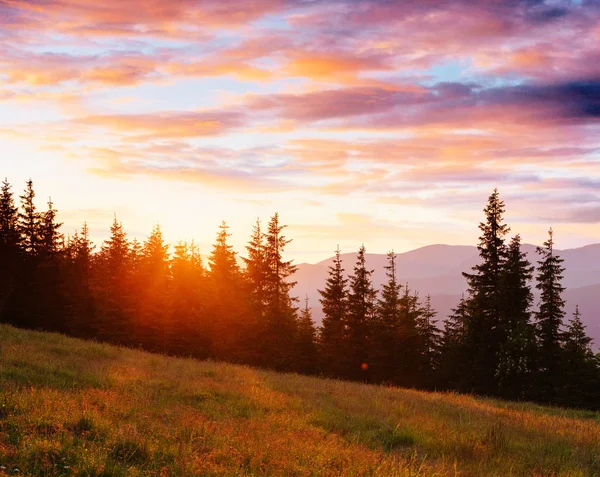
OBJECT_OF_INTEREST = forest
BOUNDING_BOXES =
[0,180,598,410]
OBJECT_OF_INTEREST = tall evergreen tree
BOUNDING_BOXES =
[243,219,268,319]
[65,223,96,337]
[462,189,510,395]
[94,216,132,344]
[5,180,45,329]
[416,295,441,389]
[295,296,319,374]
[439,295,470,391]
[261,213,299,371]
[496,234,535,399]
[558,306,600,409]
[207,221,252,363]
[170,241,210,358]
[17,179,41,256]
[209,221,240,285]
[139,225,170,351]
[345,245,376,381]
[39,198,63,257]
[36,198,66,332]
[0,179,20,319]
[0,179,19,251]
[318,246,348,378]
[532,228,566,403]
[396,285,423,388]
[370,251,402,384]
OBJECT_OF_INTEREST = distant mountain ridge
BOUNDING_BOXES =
[294,243,600,347]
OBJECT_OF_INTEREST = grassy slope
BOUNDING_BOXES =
[0,325,599,477]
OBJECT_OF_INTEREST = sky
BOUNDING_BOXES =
[0,0,599,262]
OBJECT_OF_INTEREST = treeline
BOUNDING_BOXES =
[0,180,599,409]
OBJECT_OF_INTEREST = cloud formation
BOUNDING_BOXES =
[1,0,599,254]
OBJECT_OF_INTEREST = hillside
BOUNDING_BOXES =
[295,243,600,344]
[1,326,600,476]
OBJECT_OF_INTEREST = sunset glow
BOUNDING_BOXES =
[1,0,599,260]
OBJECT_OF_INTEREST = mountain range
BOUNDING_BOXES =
[294,244,600,347]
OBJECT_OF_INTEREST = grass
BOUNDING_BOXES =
[1,324,599,476]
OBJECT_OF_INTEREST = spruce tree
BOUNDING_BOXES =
[36,198,66,331]
[396,285,423,388]
[496,234,535,399]
[170,241,210,358]
[209,221,240,285]
[559,306,600,409]
[462,189,510,395]
[440,295,470,391]
[71,223,94,278]
[532,228,566,403]
[243,218,268,319]
[416,294,441,389]
[295,296,319,374]
[207,221,252,363]
[0,179,19,251]
[95,216,132,344]
[318,246,348,378]
[66,223,96,337]
[262,213,299,371]
[140,225,170,351]
[370,251,402,384]
[39,198,63,257]
[0,179,19,319]
[17,179,41,256]
[345,245,376,381]
[7,181,48,329]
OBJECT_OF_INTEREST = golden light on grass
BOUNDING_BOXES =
[1,324,599,476]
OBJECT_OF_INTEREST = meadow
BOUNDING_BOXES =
[0,324,599,477]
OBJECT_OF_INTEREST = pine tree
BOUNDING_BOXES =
[65,223,96,337]
[0,179,20,319]
[39,198,63,257]
[72,223,94,278]
[318,246,348,378]
[139,225,170,351]
[170,241,210,358]
[35,199,69,332]
[462,189,510,395]
[416,295,441,389]
[101,216,130,279]
[496,234,535,399]
[557,307,600,409]
[262,213,299,371]
[0,179,19,251]
[532,228,566,403]
[95,216,132,344]
[370,251,402,384]
[243,218,268,319]
[295,296,319,374]
[17,179,41,256]
[8,182,61,330]
[209,221,240,285]
[439,295,470,391]
[396,284,424,388]
[207,221,253,363]
[345,245,376,381]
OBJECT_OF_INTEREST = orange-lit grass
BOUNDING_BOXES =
[1,324,599,476]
